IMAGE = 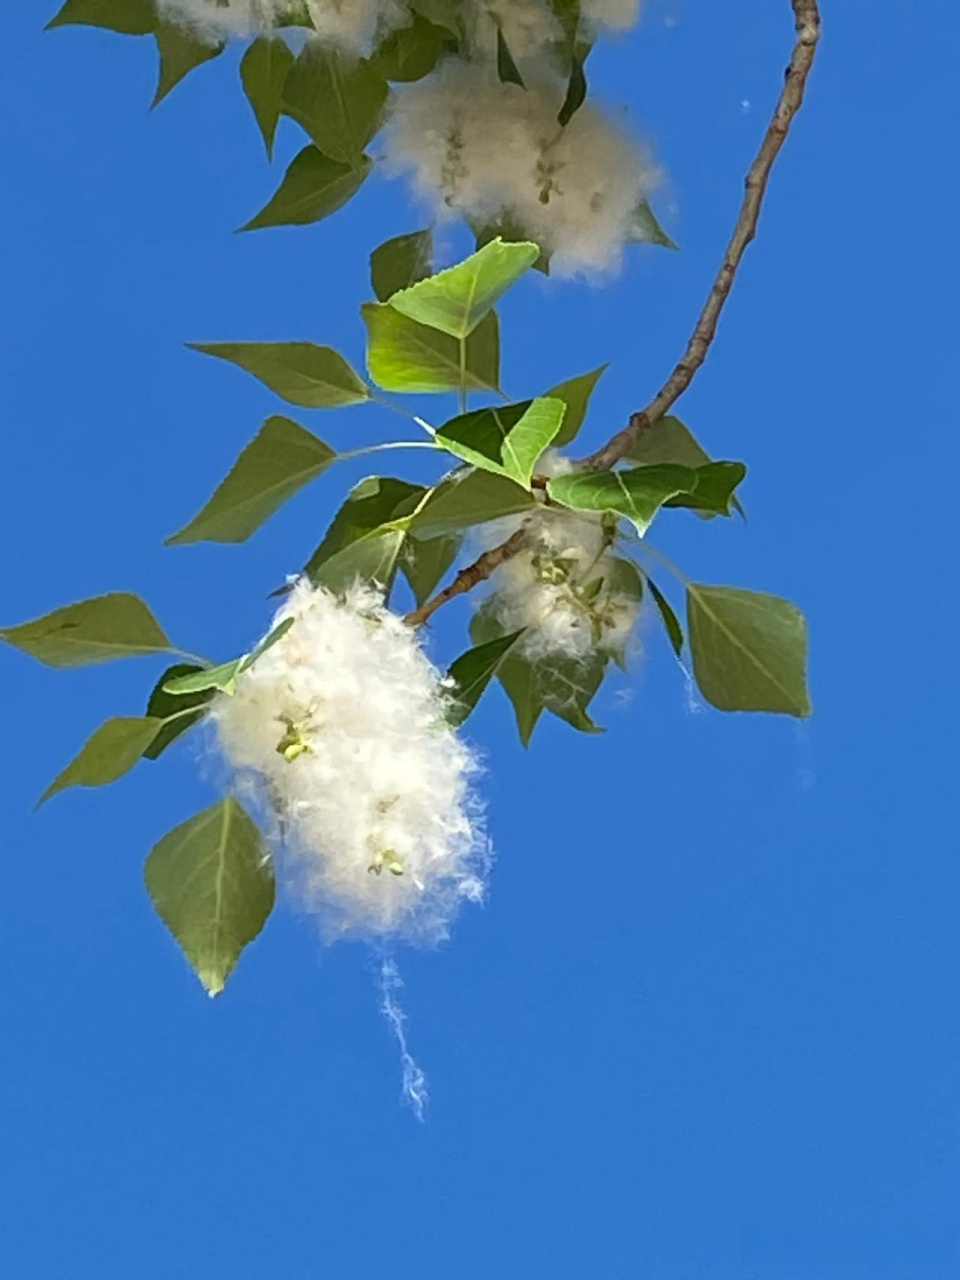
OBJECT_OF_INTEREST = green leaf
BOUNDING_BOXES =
[547,464,698,535]
[152,23,222,106]
[548,364,607,447]
[557,46,588,126]
[240,36,295,159]
[163,618,295,697]
[166,415,336,545]
[374,13,447,81]
[388,238,539,339]
[312,524,409,593]
[408,0,461,36]
[399,532,461,605]
[46,0,156,34]
[0,593,171,668]
[446,631,525,726]
[144,798,274,997]
[646,578,684,658]
[188,341,368,408]
[664,461,746,517]
[470,606,541,745]
[631,198,678,250]
[282,46,387,165]
[370,229,433,302]
[472,217,550,274]
[411,468,536,538]
[496,28,525,87]
[38,716,163,806]
[629,416,711,468]
[362,303,500,393]
[687,585,811,716]
[436,397,565,489]
[144,663,213,759]
[241,145,371,231]
[303,476,425,583]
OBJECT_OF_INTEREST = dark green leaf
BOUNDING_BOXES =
[370,229,433,302]
[388,238,539,339]
[645,578,684,657]
[0,593,171,668]
[241,145,371,230]
[408,0,460,36]
[282,46,387,164]
[38,716,162,806]
[496,27,525,87]
[400,532,461,605]
[144,663,212,759]
[436,397,565,489]
[446,631,525,726]
[362,303,500,393]
[374,13,446,81]
[630,198,678,250]
[312,525,409,593]
[303,476,425,582]
[240,36,295,159]
[687,584,811,716]
[188,341,368,408]
[547,364,607,447]
[166,415,336,545]
[47,0,156,34]
[547,464,698,534]
[557,47,588,126]
[152,22,222,106]
[664,461,746,516]
[144,798,274,996]
[629,416,711,468]
[411,468,536,538]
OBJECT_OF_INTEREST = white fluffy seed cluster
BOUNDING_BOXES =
[384,62,658,275]
[212,581,486,944]
[484,505,641,661]
[156,0,407,51]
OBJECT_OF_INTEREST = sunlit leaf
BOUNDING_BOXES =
[547,464,697,534]
[166,415,336,545]
[0,593,171,668]
[436,397,565,489]
[187,341,368,408]
[388,238,539,339]
[548,364,607,447]
[163,618,294,697]
[362,303,500,393]
[370,229,433,302]
[144,798,274,997]
[687,584,811,716]
[38,716,162,806]
[240,36,294,158]
[241,146,371,230]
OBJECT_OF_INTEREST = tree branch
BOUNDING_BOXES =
[580,0,821,470]
[407,0,821,626]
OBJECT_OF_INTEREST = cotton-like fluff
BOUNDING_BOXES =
[156,0,301,40]
[460,0,562,63]
[212,581,486,944]
[306,0,408,54]
[384,61,659,275]
[581,0,642,32]
[483,505,641,661]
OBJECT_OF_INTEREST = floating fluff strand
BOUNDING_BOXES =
[384,62,660,276]
[482,504,641,661]
[212,580,486,944]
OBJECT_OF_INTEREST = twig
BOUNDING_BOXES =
[407,0,821,626]
[404,526,530,626]
[580,0,821,470]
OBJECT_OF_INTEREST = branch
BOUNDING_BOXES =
[404,526,530,626]
[408,0,821,625]
[580,0,820,470]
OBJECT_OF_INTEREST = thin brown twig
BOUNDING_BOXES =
[406,0,821,627]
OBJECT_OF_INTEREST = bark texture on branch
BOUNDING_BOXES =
[407,0,821,627]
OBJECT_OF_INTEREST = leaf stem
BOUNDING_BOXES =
[458,337,468,415]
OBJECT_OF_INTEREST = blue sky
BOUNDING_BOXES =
[1,2,957,1277]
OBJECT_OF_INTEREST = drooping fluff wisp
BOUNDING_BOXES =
[212,580,486,944]
[384,61,660,276]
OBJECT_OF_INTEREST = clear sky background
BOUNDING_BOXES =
[1,2,957,1277]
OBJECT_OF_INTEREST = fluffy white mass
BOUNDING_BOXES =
[156,0,406,51]
[483,503,641,661]
[580,0,642,32]
[212,581,486,944]
[461,0,562,63]
[384,61,659,275]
